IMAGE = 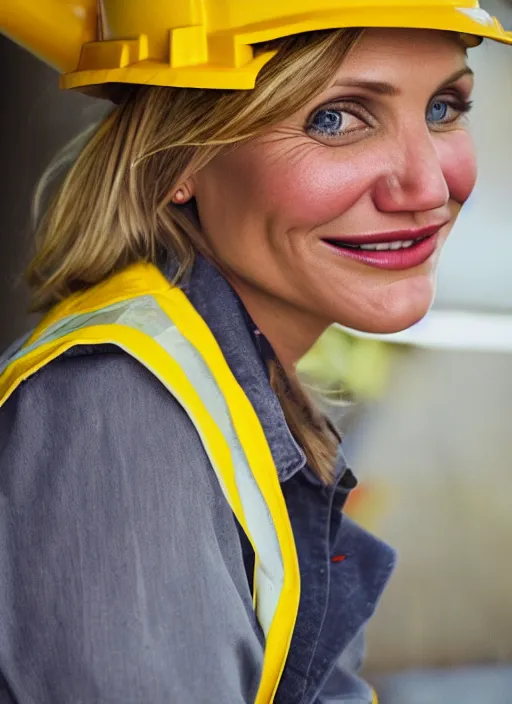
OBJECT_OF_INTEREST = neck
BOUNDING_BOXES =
[229,279,329,375]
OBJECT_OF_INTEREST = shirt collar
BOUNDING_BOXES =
[162,253,307,482]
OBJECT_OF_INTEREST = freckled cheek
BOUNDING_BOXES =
[261,157,372,228]
[439,132,477,204]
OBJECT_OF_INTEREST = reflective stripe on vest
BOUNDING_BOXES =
[0,262,301,704]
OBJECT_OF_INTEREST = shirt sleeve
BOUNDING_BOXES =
[0,351,263,703]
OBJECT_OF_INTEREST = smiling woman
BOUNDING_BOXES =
[193,30,477,352]
[0,3,511,704]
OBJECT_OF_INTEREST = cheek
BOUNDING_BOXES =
[258,150,375,228]
[439,131,477,204]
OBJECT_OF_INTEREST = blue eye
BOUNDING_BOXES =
[310,109,344,135]
[307,104,371,141]
[427,100,449,123]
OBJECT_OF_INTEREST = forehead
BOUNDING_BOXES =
[336,28,468,81]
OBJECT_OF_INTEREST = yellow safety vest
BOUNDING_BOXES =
[0,261,378,704]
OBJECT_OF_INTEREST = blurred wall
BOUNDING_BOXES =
[353,346,512,672]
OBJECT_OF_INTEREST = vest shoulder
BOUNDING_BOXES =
[2,344,186,422]
[0,343,219,491]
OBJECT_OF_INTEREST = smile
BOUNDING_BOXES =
[335,237,426,251]
[321,224,447,271]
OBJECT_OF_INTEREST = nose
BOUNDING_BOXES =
[373,127,450,214]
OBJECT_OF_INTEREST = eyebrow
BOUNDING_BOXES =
[333,66,474,96]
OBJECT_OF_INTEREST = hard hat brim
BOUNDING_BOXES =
[54,5,512,91]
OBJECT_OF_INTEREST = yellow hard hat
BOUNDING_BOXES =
[2,0,511,92]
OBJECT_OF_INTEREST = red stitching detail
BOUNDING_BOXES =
[331,555,347,563]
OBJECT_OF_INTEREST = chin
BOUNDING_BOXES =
[359,307,431,335]
[336,274,436,335]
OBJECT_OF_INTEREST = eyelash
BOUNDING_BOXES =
[306,94,474,139]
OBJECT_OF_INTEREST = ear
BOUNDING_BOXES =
[171,179,195,205]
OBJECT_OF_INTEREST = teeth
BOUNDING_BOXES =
[348,239,416,251]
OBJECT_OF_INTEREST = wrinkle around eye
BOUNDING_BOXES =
[259,126,327,166]
[273,140,325,168]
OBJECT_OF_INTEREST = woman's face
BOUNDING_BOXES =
[192,29,476,363]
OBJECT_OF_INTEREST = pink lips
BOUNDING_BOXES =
[321,224,447,271]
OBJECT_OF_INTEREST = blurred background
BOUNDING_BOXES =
[1,1,512,701]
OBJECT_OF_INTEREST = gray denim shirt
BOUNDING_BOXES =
[0,254,396,703]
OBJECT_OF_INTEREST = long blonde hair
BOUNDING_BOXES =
[29,28,363,482]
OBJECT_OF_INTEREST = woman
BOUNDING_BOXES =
[0,2,510,703]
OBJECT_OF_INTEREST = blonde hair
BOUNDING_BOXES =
[29,28,363,483]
